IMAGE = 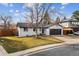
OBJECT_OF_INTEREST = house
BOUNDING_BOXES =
[59,17,79,35]
[17,23,63,37]
[17,23,42,37]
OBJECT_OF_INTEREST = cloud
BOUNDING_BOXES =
[21,12,27,16]
[23,3,35,8]
[14,13,19,16]
[15,10,19,13]
[51,6,55,10]
[13,10,20,16]
[9,9,14,13]
[61,3,69,6]
[60,3,69,10]
[60,6,65,9]
[22,5,25,9]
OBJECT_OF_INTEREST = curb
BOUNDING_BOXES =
[8,43,65,56]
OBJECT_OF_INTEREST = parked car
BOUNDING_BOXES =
[74,31,79,35]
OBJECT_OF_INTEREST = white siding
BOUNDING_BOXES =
[18,27,42,37]
[60,22,70,27]
[44,29,49,35]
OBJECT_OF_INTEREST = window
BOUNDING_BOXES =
[33,28,36,31]
[40,28,42,31]
[24,27,28,31]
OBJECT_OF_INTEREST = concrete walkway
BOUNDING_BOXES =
[0,45,8,56]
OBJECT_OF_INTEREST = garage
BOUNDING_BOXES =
[63,28,73,35]
[50,29,61,35]
[44,25,63,35]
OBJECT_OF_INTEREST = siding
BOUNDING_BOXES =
[18,27,42,37]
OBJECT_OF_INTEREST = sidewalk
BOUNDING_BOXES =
[0,45,8,56]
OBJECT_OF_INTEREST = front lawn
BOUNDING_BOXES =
[0,36,63,53]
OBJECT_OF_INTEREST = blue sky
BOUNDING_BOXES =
[0,3,79,23]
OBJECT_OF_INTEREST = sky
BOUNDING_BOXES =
[0,3,79,23]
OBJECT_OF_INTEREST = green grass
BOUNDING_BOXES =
[0,36,63,53]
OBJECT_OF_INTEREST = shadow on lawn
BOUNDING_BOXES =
[0,38,28,53]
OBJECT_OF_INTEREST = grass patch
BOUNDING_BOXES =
[0,38,28,53]
[0,36,63,53]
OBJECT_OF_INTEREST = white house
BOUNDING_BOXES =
[17,23,63,37]
[17,23,42,37]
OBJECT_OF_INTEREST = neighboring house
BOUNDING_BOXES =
[60,18,79,35]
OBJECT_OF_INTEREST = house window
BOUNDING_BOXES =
[24,27,28,31]
[33,28,36,31]
[40,28,42,31]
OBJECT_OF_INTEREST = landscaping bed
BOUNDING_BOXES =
[0,36,63,53]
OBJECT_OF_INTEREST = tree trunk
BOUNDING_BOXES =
[35,28,38,38]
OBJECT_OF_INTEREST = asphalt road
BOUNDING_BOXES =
[29,44,79,56]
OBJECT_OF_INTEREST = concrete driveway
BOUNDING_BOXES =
[54,35,79,44]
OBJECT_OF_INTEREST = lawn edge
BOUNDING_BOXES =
[8,42,65,56]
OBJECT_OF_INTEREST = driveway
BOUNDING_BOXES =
[54,35,79,44]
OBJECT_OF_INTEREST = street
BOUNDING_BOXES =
[29,44,79,56]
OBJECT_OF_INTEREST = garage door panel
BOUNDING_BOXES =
[50,29,61,35]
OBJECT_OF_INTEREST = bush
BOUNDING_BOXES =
[0,29,17,36]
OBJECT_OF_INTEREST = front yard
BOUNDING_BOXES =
[0,36,63,53]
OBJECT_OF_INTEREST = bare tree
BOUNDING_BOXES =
[24,3,52,37]
[0,16,12,30]
[55,17,61,25]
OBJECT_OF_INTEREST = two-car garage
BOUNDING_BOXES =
[44,25,63,35]
[50,29,61,35]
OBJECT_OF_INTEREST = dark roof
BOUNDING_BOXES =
[17,23,49,28]
[17,23,33,28]
[60,18,79,23]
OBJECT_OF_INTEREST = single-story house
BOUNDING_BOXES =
[17,23,63,37]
